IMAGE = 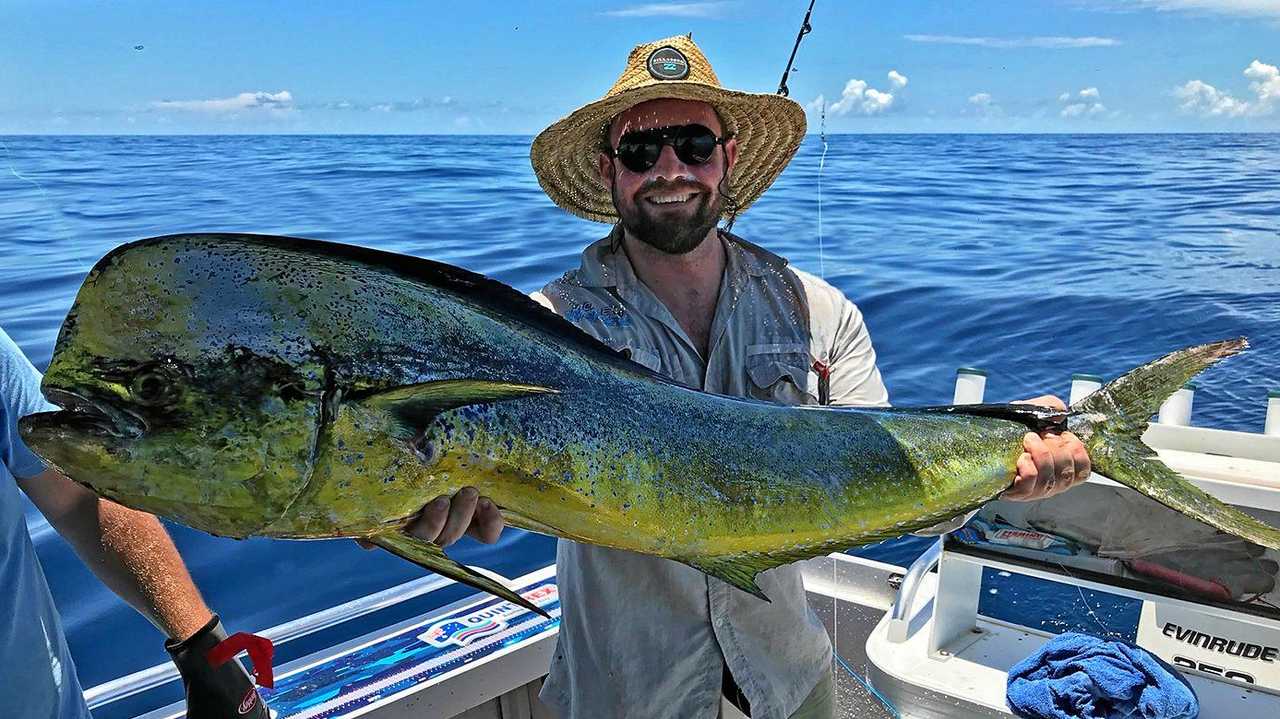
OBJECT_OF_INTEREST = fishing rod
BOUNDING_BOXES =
[777,10,900,715]
[776,0,817,96]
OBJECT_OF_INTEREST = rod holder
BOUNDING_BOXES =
[1157,382,1196,426]
[1069,373,1103,405]
[953,367,987,405]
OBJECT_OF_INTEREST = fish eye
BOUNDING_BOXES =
[131,371,173,406]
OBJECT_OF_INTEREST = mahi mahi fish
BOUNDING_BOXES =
[19,234,1280,615]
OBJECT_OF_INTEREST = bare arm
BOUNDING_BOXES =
[19,468,212,641]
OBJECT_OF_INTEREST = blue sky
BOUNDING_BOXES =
[2,0,1278,134]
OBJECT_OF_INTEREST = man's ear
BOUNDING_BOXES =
[723,137,738,173]
[596,152,614,189]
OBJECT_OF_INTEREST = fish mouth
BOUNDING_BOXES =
[32,387,148,439]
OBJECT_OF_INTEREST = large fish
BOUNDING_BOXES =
[19,234,1280,615]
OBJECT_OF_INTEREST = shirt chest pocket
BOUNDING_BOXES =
[745,342,820,406]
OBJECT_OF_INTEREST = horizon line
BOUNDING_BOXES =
[3,131,1279,138]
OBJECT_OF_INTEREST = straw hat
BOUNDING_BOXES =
[530,34,807,223]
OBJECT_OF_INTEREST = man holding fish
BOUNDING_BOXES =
[18,34,1277,719]
[403,36,1092,719]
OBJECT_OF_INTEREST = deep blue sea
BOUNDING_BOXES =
[1,134,1278,714]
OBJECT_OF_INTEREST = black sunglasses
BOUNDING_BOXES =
[606,123,728,173]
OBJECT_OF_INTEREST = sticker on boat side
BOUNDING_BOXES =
[256,576,560,718]
[1137,601,1280,692]
[421,585,559,648]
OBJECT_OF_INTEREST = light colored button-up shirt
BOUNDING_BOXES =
[531,229,889,719]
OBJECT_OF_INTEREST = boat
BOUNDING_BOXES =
[89,372,1280,718]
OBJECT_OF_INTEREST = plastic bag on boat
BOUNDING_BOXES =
[986,485,1278,601]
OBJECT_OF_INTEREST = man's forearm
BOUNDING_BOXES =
[24,469,212,640]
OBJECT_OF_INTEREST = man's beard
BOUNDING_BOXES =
[614,181,722,255]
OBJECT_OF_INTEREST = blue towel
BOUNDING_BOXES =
[1006,632,1198,719]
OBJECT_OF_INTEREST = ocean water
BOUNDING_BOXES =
[1,134,1278,711]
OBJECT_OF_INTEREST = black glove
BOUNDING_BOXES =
[165,614,270,719]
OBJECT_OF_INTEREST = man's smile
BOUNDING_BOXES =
[643,191,700,206]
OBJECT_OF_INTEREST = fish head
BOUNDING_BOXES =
[19,236,330,537]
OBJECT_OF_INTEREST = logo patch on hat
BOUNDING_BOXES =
[647,46,690,81]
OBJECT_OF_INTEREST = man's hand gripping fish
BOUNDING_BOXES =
[20,234,1280,616]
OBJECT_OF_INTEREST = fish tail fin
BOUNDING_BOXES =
[1070,337,1280,550]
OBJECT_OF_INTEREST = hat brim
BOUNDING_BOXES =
[531,82,807,223]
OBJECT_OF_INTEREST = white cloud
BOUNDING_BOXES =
[904,34,1120,48]
[318,97,457,112]
[968,92,1003,118]
[151,90,294,113]
[603,1,729,17]
[1058,87,1107,118]
[1245,59,1280,103]
[1082,1,1280,18]
[1061,102,1107,117]
[817,73,907,117]
[1174,59,1279,117]
[1173,80,1250,116]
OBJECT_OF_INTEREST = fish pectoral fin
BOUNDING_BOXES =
[357,379,558,439]
[682,557,772,602]
[368,531,549,617]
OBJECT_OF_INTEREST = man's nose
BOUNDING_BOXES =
[650,143,691,178]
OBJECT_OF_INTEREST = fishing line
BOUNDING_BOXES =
[776,5,895,715]
[774,0,826,279]
[0,139,46,194]
[835,652,902,719]
[817,101,827,280]
[0,138,75,245]
[1054,561,1124,641]
[827,557,901,717]
[775,4,872,705]
[832,542,838,690]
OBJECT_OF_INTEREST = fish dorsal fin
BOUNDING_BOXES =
[912,403,1068,433]
[105,233,663,379]
[354,379,556,439]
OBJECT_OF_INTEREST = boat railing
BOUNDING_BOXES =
[886,537,941,642]
[86,572,460,710]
